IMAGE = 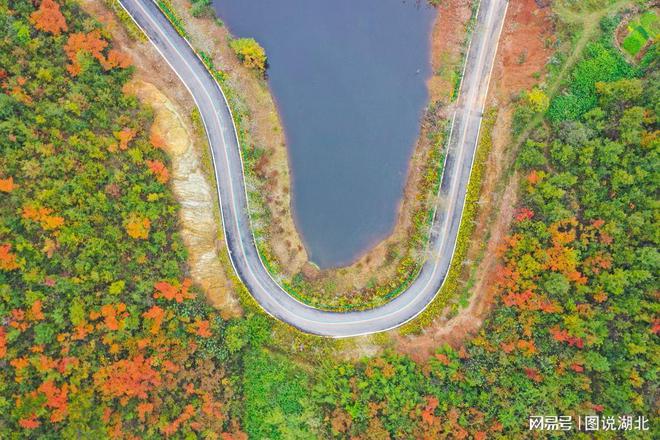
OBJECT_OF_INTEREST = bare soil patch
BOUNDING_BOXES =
[125,80,241,317]
[492,0,554,97]
[428,0,474,101]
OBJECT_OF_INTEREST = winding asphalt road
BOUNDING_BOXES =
[118,0,509,336]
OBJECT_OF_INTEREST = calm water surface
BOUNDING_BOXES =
[213,0,436,268]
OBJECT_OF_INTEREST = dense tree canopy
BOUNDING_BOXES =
[0,1,256,437]
[312,58,659,440]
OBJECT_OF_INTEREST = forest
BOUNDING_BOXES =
[1,0,658,438]
[0,0,258,436]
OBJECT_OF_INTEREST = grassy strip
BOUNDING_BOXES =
[451,1,481,101]
[156,0,189,38]
[400,107,498,334]
[103,0,146,41]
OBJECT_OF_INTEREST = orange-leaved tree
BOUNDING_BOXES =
[30,0,67,35]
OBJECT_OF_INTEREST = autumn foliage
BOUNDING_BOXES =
[38,380,69,422]
[153,279,194,303]
[114,127,136,151]
[95,355,162,401]
[0,176,16,192]
[0,328,5,358]
[98,303,128,331]
[64,30,130,77]
[18,415,40,430]
[1,2,247,437]
[0,244,20,271]
[125,214,151,239]
[193,318,212,337]
[22,205,65,230]
[146,160,170,183]
[30,0,67,35]
[142,306,166,334]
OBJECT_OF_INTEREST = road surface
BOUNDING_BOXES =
[118,0,509,336]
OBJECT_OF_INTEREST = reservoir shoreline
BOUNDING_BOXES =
[142,0,477,310]
[213,0,438,268]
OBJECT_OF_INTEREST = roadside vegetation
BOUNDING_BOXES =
[188,0,212,18]
[102,0,145,41]
[171,0,480,312]
[229,37,267,73]
[401,108,499,333]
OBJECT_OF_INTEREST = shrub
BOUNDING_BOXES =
[190,0,212,18]
[526,88,550,113]
[229,37,267,73]
[547,37,637,123]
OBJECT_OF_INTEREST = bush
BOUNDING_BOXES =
[229,37,267,73]
[189,0,212,18]
[526,88,550,112]
[547,38,637,123]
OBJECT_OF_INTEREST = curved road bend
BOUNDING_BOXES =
[119,0,509,337]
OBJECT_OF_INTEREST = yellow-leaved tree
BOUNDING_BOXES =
[229,38,267,73]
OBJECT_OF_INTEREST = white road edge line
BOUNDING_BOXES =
[116,0,509,336]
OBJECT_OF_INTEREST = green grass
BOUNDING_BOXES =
[622,10,658,56]
[103,0,146,41]
[640,11,659,33]
[548,23,638,123]
[623,29,647,55]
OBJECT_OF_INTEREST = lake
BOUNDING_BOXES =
[213,0,436,268]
